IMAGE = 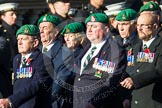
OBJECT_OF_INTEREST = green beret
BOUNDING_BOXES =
[115,9,137,21]
[85,13,109,24]
[139,1,161,13]
[16,24,39,37]
[37,14,61,26]
[61,22,85,35]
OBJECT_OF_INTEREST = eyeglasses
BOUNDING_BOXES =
[137,24,154,29]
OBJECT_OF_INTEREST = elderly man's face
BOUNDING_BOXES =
[137,13,158,42]
[117,21,136,39]
[17,35,39,56]
[86,22,108,44]
[39,22,58,46]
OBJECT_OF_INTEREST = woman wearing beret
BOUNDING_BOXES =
[62,22,86,58]
[61,22,86,108]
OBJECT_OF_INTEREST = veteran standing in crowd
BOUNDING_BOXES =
[60,22,86,108]
[121,13,162,108]
[0,2,19,99]
[115,8,140,108]
[0,24,52,108]
[73,13,127,108]
[38,14,74,108]
[115,9,139,50]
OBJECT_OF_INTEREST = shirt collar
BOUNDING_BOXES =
[143,35,157,48]
[22,52,32,61]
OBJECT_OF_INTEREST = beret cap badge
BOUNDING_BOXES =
[24,28,29,34]
[150,4,153,9]
[43,16,47,21]
[91,16,96,22]
[122,14,126,20]
[65,27,70,33]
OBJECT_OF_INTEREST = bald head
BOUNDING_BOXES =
[137,13,159,41]
[138,13,159,25]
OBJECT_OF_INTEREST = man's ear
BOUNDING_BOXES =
[33,39,39,47]
[153,23,159,30]
[104,25,109,32]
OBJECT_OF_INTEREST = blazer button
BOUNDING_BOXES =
[135,100,138,104]
[78,78,81,81]
[137,69,139,73]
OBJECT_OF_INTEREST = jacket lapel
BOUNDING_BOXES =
[45,40,62,59]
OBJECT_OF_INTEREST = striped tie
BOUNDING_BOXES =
[22,57,26,67]
[42,47,47,53]
[143,44,147,50]
[83,46,97,70]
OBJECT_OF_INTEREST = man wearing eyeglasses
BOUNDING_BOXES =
[120,12,162,108]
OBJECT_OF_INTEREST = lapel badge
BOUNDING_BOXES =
[128,48,133,56]
[94,70,102,78]
[91,16,96,22]
[102,51,106,55]
[4,29,7,32]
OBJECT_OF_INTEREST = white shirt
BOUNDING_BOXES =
[80,39,107,75]
[142,36,156,49]
[20,52,32,68]
[43,42,55,52]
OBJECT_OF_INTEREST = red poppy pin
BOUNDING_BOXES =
[26,58,33,65]
[128,48,133,56]
[143,44,150,53]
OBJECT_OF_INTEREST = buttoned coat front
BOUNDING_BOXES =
[128,36,162,108]
[73,37,127,108]
[9,49,52,108]
[41,40,74,108]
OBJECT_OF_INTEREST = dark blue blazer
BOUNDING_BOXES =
[9,49,52,108]
[41,41,73,107]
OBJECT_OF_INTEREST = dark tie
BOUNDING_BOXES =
[83,46,97,70]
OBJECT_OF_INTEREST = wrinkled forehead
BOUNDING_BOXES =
[86,21,105,26]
